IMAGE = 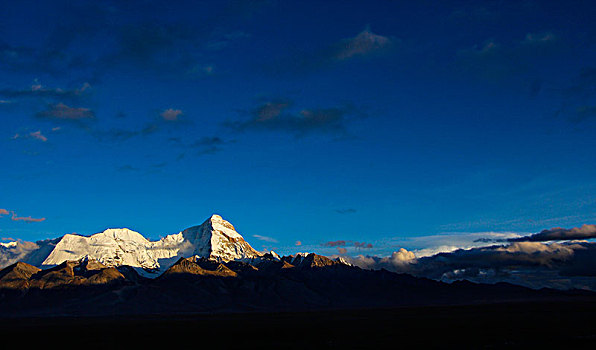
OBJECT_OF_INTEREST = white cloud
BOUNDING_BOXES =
[388,231,524,257]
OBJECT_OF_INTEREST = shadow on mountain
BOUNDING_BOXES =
[1,253,594,318]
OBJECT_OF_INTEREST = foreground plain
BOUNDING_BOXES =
[3,301,596,349]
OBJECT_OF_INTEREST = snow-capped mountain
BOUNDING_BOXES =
[0,214,262,275]
[0,239,57,268]
[42,227,179,270]
[176,214,262,261]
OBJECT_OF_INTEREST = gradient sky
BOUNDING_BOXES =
[1,0,595,256]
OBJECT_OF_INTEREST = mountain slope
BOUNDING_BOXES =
[0,252,591,317]
[42,228,170,269]
[11,214,262,274]
[160,256,238,278]
[29,259,126,289]
[0,262,41,289]
[179,214,262,261]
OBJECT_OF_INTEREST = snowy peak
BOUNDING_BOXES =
[208,214,240,234]
[0,242,18,249]
[42,228,162,269]
[181,214,262,261]
[96,228,149,243]
[32,214,261,274]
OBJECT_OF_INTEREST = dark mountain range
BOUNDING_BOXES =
[0,252,592,318]
[1,215,593,318]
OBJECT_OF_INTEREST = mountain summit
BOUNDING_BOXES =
[2,214,262,275]
[180,214,262,261]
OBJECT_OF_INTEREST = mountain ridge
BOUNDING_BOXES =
[1,252,592,318]
[0,214,263,275]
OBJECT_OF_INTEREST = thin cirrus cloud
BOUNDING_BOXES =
[167,136,229,156]
[0,209,45,223]
[469,224,596,244]
[11,130,48,142]
[272,28,397,75]
[226,99,364,137]
[2,82,94,129]
[28,131,47,142]
[331,29,396,61]
[354,242,373,249]
[252,234,278,243]
[160,108,183,121]
[323,240,347,247]
[322,240,373,249]
[190,136,227,155]
[95,107,189,143]
[521,32,557,45]
[508,224,596,242]
[11,214,46,223]
[0,1,266,78]
[36,102,95,121]
[0,81,90,101]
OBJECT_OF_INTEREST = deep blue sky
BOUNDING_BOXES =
[1,0,595,256]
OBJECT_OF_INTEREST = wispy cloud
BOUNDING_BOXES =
[191,137,228,155]
[335,208,357,214]
[11,130,48,142]
[323,240,347,247]
[28,131,48,142]
[167,136,230,156]
[340,241,596,290]
[509,224,596,242]
[387,231,523,258]
[0,209,46,223]
[160,108,183,121]
[0,81,90,101]
[227,100,364,137]
[332,29,396,61]
[522,32,557,45]
[322,240,373,249]
[354,242,373,249]
[11,214,46,223]
[0,0,272,82]
[335,225,596,290]
[36,102,95,121]
[270,28,397,75]
[117,165,140,172]
[253,234,278,243]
